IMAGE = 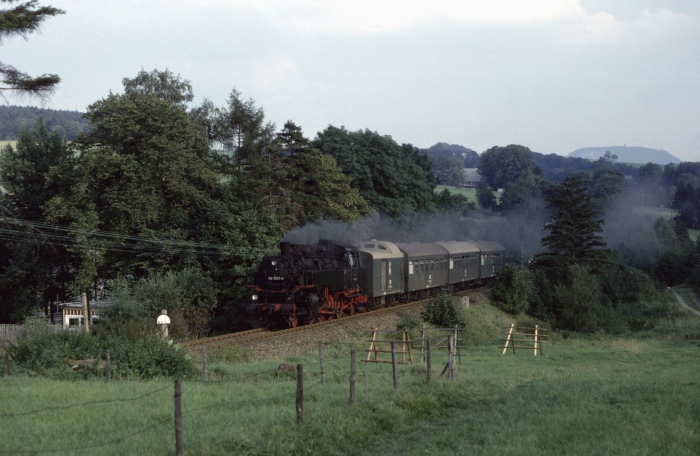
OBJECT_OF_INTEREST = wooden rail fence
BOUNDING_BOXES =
[501,323,547,355]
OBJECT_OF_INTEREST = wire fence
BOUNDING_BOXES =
[1,325,548,454]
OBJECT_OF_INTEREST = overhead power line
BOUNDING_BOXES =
[0,218,276,258]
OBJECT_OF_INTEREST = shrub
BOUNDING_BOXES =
[554,265,604,333]
[9,325,196,380]
[396,312,421,330]
[490,264,534,314]
[100,268,217,341]
[421,291,466,328]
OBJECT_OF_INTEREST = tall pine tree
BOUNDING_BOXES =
[538,173,609,266]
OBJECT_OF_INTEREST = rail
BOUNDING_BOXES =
[179,287,488,352]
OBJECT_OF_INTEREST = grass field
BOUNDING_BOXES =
[2,301,699,455]
[435,185,484,205]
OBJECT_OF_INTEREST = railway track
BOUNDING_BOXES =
[179,287,487,352]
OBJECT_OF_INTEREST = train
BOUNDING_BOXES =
[245,239,506,328]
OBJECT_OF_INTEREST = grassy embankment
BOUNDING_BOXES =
[2,295,699,455]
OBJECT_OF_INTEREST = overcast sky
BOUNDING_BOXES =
[5,0,699,161]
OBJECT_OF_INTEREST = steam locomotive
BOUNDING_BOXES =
[245,239,505,328]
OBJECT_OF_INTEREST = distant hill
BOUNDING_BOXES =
[568,146,681,165]
[0,105,88,141]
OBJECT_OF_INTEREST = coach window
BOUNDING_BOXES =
[408,261,414,275]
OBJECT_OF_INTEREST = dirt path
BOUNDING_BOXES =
[671,286,700,316]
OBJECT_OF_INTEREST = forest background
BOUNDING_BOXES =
[1,68,699,338]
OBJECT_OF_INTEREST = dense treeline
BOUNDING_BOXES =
[474,146,700,332]
[0,69,469,331]
[0,105,88,140]
[422,141,641,187]
[1,68,698,337]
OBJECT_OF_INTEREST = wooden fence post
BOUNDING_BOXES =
[4,351,10,377]
[426,338,431,382]
[454,325,461,364]
[105,350,111,383]
[420,324,426,363]
[318,342,326,385]
[174,379,183,456]
[502,323,515,355]
[296,365,304,424]
[367,328,378,362]
[391,342,399,390]
[349,349,356,406]
[448,335,455,382]
[201,344,208,383]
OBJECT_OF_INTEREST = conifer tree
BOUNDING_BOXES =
[0,1,64,99]
[539,173,609,265]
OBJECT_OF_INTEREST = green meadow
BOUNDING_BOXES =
[2,300,699,455]
[435,185,482,205]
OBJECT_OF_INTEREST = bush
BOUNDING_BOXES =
[421,291,466,328]
[554,265,604,333]
[9,326,196,380]
[100,268,217,341]
[490,264,534,314]
[396,312,421,330]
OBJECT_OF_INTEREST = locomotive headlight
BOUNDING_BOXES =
[251,294,259,301]
[271,260,277,266]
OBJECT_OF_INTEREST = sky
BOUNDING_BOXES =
[4,0,700,162]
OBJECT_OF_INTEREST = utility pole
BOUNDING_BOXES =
[81,291,90,334]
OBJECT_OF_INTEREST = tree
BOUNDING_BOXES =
[673,180,700,229]
[0,1,64,100]
[313,126,436,219]
[538,173,609,266]
[122,68,194,108]
[430,154,465,186]
[477,144,543,190]
[499,173,542,213]
[422,142,479,168]
[490,264,534,314]
[476,179,497,211]
[589,166,626,208]
[279,121,371,225]
[213,89,275,174]
[635,162,666,207]
[0,120,73,321]
[554,264,604,333]
[44,91,223,281]
[433,188,474,216]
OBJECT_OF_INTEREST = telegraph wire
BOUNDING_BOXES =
[0,385,170,418]
[0,217,277,258]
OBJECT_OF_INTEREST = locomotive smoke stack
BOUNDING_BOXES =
[280,242,292,256]
[292,244,302,254]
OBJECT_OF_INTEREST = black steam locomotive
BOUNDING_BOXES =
[246,239,505,328]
